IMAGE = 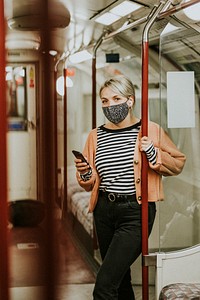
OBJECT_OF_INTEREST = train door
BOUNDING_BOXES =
[6,63,37,201]
[151,21,200,299]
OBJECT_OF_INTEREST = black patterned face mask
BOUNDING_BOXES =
[102,101,129,124]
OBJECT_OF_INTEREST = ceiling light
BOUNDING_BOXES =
[6,72,12,81]
[6,39,40,50]
[175,0,200,23]
[183,0,200,22]
[49,50,58,56]
[56,76,73,96]
[110,1,142,17]
[95,0,142,25]
[6,66,12,72]
[68,50,92,64]
[95,12,121,25]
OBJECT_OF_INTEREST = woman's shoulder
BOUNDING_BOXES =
[149,120,159,126]
[148,120,160,131]
[86,128,98,146]
[88,128,98,137]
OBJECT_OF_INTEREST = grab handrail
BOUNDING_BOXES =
[140,1,172,299]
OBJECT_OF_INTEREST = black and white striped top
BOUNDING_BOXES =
[95,121,141,195]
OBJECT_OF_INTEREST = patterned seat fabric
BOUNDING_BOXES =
[159,283,200,299]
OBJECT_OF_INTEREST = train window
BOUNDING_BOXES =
[6,65,27,131]
[156,23,200,253]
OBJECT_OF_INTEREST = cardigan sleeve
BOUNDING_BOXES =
[149,125,186,176]
[76,129,98,191]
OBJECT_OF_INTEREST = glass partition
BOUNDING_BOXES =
[6,65,28,131]
[154,22,200,252]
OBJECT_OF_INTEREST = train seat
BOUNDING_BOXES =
[146,244,200,299]
[60,166,93,237]
[70,191,93,237]
[159,282,200,299]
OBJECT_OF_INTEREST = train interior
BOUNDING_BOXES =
[1,0,200,299]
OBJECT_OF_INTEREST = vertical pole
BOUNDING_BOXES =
[63,65,68,214]
[91,35,104,249]
[141,2,170,299]
[92,56,97,129]
[92,32,105,129]
[0,1,10,299]
[41,0,57,298]
[54,69,58,204]
[141,40,149,300]
[91,55,99,249]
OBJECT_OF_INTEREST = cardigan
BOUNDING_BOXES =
[76,121,186,212]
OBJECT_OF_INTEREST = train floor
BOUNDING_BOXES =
[8,217,155,300]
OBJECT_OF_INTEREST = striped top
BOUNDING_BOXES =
[95,121,141,195]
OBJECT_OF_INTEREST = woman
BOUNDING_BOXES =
[74,75,186,300]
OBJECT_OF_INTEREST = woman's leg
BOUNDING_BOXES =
[118,268,135,300]
[93,196,156,300]
[93,197,142,300]
[118,201,156,300]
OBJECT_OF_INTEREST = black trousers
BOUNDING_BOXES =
[93,193,156,300]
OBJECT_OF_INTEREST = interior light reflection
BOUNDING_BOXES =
[56,76,73,96]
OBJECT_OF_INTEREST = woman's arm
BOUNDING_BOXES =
[75,129,98,191]
[150,126,186,176]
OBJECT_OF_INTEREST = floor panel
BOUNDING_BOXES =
[9,218,155,299]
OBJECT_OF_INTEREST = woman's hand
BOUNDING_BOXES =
[139,136,153,152]
[74,158,91,175]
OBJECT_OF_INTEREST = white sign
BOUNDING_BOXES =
[167,71,195,128]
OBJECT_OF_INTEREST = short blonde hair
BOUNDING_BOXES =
[99,75,135,99]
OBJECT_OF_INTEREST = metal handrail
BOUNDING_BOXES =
[92,31,107,129]
[140,2,172,299]
[103,0,199,41]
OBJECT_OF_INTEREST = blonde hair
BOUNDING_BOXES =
[99,75,135,99]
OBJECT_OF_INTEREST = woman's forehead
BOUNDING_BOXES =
[100,86,120,98]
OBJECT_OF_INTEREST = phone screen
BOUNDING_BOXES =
[72,150,91,171]
[72,150,88,164]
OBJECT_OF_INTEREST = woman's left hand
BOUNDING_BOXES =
[139,136,153,152]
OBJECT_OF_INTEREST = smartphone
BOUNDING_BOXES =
[72,150,90,166]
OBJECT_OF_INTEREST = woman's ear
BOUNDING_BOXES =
[128,96,135,108]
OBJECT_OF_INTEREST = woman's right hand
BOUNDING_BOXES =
[74,158,91,175]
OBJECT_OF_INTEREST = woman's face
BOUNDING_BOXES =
[100,87,128,107]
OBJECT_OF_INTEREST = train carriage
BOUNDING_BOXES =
[0,0,200,299]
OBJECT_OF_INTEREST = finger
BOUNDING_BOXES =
[141,136,147,140]
[77,165,90,174]
[74,158,82,163]
[76,162,88,170]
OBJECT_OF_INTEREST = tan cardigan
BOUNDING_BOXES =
[76,121,186,212]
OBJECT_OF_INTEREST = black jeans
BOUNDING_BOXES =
[93,193,156,300]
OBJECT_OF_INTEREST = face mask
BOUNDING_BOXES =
[102,101,129,124]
